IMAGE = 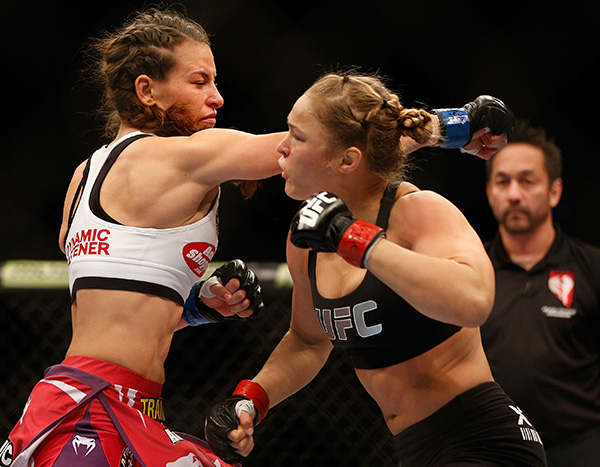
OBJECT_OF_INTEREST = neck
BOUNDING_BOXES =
[335,177,387,223]
[113,123,145,143]
[499,219,556,271]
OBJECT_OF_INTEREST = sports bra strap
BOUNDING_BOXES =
[375,185,397,230]
[90,133,153,224]
[66,157,92,233]
[308,185,397,278]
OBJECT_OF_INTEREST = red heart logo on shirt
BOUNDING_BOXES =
[548,270,574,308]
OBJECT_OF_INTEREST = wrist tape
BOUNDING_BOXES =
[181,280,216,326]
[337,220,385,268]
[233,379,269,424]
[434,108,471,148]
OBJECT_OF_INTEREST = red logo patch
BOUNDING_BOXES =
[548,270,574,308]
[182,242,215,277]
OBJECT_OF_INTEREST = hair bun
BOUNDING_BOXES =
[397,108,432,144]
[398,109,426,129]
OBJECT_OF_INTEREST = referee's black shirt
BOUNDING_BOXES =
[481,225,600,448]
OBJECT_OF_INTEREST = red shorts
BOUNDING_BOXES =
[6,356,239,467]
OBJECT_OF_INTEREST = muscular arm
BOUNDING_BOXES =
[366,191,495,327]
[171,129,285,187]
[253,237,333,408]
[213,238,332,461]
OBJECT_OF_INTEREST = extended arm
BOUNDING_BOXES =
[252,241,333,406]
[173,129,286,186]
[204,240,333,463]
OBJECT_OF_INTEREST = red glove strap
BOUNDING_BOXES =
[233,379,270,423]
[337,220,384,268]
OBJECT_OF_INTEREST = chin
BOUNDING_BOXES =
[284,183,307,201]
[503,220,533,234]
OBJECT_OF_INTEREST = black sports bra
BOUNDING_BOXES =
[308,185,461,369]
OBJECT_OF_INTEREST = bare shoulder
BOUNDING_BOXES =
[390,184,478,250]
[120,134,188,162]
[122,129,282,186]
[393,184,463,224]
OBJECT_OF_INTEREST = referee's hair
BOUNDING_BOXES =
[485,119,562,182]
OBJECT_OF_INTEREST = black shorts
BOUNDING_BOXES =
[393,382,547,466]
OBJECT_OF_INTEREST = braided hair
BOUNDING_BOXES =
[305,72,434,185]
[87,7,210,138]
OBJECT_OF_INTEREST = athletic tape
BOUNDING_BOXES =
[200,276,221,299]
[437,108,471,148]
[235,399,256,420]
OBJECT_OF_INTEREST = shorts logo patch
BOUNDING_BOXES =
[72,435,96,456]
[140,397,165,423]
[165,429,184,445]
[548,270,574,307]
[120,447,134,467]
[1,440,13,466]
[183,243,216,277]
[509,405,543,445]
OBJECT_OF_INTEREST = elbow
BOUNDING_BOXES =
[458,263,495,328]
[460,287,494,328]
[462,301,492,328]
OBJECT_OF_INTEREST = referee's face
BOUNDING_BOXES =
[486,143,562,234]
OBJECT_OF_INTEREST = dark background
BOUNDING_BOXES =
[1,1,599,260]
[1,3,599,466]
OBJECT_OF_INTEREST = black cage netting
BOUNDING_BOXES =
[0,262,397,466]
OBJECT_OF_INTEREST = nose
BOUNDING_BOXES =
[506,180,523,203]
[277,133,290,157]
[207,84,224,109]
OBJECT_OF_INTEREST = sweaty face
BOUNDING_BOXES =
[277,94,339,200]
[150,41,224,130]
[486,143,561,234]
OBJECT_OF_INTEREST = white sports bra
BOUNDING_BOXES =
[64,132,220,305]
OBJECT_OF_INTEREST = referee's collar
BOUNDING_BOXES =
[485,223,568,272]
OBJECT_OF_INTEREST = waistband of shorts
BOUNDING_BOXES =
[61,355,163,397]
[394,382,506,446]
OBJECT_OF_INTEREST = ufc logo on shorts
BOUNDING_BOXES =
[315,300,383,340]
[299,192,337,227]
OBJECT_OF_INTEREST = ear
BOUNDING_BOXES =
[134,75,156,107]
[337,147,362,174]
[549,178,563,208]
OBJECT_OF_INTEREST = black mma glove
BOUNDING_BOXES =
[433,95,515,149]
[290,191,385,268]
[205,380,269,464]
[182,259,265,326]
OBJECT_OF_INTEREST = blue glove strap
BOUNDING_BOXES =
[437,108,471,148]
[182,283,213,326]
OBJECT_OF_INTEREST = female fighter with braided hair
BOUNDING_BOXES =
[5,6,518,466]
[205,73,547,466]
[6,7,274,467]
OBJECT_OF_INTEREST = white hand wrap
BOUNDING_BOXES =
[199,275,221,299]
[235,399,256,420]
